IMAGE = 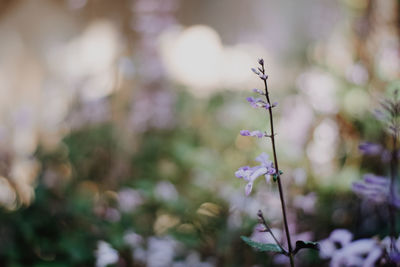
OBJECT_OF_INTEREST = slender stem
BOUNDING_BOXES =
[389,133,398,253]
[257,210,288,255]
[260,64,294,267]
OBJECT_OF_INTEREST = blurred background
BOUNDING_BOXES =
[0,0,398,266]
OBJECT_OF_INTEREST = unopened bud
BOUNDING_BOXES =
[257,210,263,218]
[251,68,260,75]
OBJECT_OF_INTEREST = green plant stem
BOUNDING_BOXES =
[261,65,294,267]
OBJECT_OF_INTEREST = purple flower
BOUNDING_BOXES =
[235,153,276,196]
[252,88,264,95]
[373,109,386,121]
[259,74,268,80]
[251,68,260,75]
[246,97,269,109]
[240,130,251,136]
[359,142,383,156]
[258,58,264,65]
[235,166,251,178]
[320,229,383,266]
[240,130,265,138]
[352,174,400,208]
[389,252,400,264]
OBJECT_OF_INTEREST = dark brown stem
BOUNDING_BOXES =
[257,210,288,255]
[389,133,398,253]
[260,64,294,267]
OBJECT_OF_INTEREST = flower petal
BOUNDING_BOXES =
[249,167,268,182]
[245,182,253,196]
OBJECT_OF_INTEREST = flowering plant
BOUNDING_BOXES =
[236,59,319,266]
[319,88,400,266]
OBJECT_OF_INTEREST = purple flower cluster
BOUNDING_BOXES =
[358,142,390,162]
[319,229,383,267]
[320,229,400,266]
[352,174,400,207]
[235,59,279,196]
[358,142,383,156]
[235,153,276,196]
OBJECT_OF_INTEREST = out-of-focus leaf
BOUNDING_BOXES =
[241,236,284,253]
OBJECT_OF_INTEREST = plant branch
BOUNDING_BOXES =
[257,210,288,255]
[260,62,294,267]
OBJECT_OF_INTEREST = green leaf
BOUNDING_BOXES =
[241,236,284,253]
[293,240,320,255]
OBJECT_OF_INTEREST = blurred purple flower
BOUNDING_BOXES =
[252,88,264,95]
[129,90,176,132]
[240,130,265,138]
[320,229,382,267]
[352,174,400,207]
[390,253,400,264]
[381,236,400,264]
[123,231,143,248]
[235,153,276,196]
[118,188,144,213]
[373,109,386,121]
[359,142,383,156]
[154,181,178,201]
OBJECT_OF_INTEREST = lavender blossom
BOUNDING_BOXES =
[358,142,383,156]
[235,152,276,196]
[240,130,265,138]
[382,236,400,263]
[352,174,400,207]
[251,68,260,75]
[320,229,400,266]
[319,229,382,267]
[373,109,386,121]
[237,59,303,266]
[252,88,264,95]
[246,97,270,109]
[355,90,400,256]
